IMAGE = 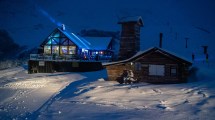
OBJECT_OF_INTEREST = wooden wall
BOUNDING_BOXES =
[105,52,190,83]
[28,60,104,74]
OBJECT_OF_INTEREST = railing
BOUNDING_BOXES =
[30,54,112,62]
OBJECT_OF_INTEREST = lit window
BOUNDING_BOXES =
[69,46,76,54]
[52,46,59,55]
[44,46,51,54]
[60,46,68,55]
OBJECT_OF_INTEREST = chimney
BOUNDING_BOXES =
[159,33,163,48]
[118,16,143,60]
[61,24,65,31]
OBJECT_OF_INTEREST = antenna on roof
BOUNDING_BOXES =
[185,37,189,48]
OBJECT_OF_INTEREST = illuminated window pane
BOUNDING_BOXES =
[60,46,68,55]
[46,40,52,45]
[50,32,60,38]
[69,46,76,54]
[46,39,58,45]
[52,38,59,44]
[52,46,59,55]
[53,32,60,37]
[51,39,58,45]
[44,46,51,54]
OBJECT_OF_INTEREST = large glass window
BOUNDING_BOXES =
[149,64,165,76]
[44,46,51,54]
[52,46,59,55]
[60,46,68,55]
[43,30,77,55]
[69,46,76,54]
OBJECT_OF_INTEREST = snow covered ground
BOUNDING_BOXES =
[0,61,215,120]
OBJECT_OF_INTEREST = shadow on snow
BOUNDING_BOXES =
[19,69,107,120]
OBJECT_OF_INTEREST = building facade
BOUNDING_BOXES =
[104,47,192,84]
[37,27,113,61]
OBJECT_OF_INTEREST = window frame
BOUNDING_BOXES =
[170,66,177,77]
[149,64,165,76]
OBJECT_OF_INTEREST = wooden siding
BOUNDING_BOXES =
[105,50,191,84]
[28,60,104,74]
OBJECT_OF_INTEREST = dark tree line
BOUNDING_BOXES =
[78,29,120,38]
[0,29,25,60]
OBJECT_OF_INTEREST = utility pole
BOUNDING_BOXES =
[185,37,189,48]
[159,33,163,48]
[202,45,208,54]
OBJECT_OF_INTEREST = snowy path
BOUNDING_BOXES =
[0,67,24,79]
[0,67,86,120]
[0,63,215,120]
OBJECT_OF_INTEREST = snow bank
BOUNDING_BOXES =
[39,61,215,120]
[1,61,215,120]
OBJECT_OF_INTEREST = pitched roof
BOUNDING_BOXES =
[82,37,112,50]
[103,47,192,66]
[118,16,144,26]
[58,28,90,49]
[41,28,112,50]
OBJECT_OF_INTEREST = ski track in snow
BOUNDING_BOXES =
[0,67,86,119]
[0,67,24,79]
[0,62,215,119]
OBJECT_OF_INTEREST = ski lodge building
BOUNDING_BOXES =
[31,26,114,61]
[29,16,192,83]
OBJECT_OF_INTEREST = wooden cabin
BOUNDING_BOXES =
[118,16,144,60]
[103,47,192,84]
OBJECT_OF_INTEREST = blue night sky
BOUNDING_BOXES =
[0,0,215,52]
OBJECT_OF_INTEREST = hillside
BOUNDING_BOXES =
[0,61,214,119]
[0,1,215,119]
[0,0,214,60]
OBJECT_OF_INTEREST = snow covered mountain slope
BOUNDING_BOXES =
[0,61,214,120]
[0,1,215,119]
[0,66,107,119]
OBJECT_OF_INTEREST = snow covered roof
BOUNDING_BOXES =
[42,28,112,50]
[118,16,144,26]
[58,28,90,49]
[103,47,192,66]
[82,37,112,50]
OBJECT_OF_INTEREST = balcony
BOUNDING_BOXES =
[30,54,112,62]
